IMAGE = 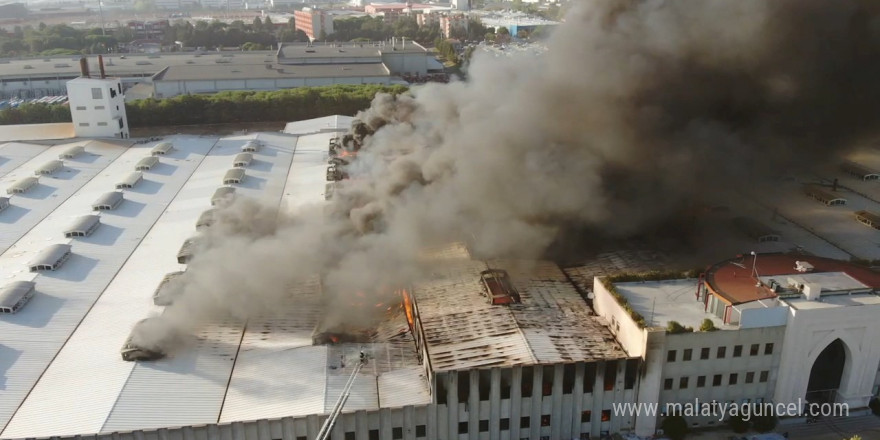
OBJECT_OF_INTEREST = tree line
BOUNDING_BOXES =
[0,84,408,127]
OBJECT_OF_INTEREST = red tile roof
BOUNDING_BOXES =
[704,253,880,305]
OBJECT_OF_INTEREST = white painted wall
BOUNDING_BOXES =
[66,77,129,139]
[774,298,880,409]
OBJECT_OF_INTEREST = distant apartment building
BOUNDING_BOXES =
[294,7,335,40]
[199,0,246,10]
[439,13,468,38]
[126,20,169,40]
[153,0,198,9]
[417,11,439,27]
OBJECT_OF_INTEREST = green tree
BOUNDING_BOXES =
[666,321,692,334]
[661,415,688,440]
[699,319,718,332]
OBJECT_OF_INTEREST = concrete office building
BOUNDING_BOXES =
[592,253,880,435]
[66,58,130,139]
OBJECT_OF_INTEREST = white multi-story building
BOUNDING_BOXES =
[66,76,130,139]
[591,253,880,436]
[451,0,469,11]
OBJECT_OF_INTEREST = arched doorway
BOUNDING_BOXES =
[806,339,847,403]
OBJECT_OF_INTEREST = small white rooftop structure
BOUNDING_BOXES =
[232,152,252,168]
[6,176,37,194]
[135,156,159,171]
[211,186,236,206]
[223,168,245,185]
[152,271,185,306]
[241,140,261,153]
[795,261,815,273]
[841,161,880,181]
[115,171,143,189]
[64,215,100,238]
[28,244,72,272]
[177,238,199,264]
[151,142,174,156]
[34,160,63,176]
[92,191,124,211]
[804,184,847,206]
[195,209,215,230]
[761,272,870,295]
[0,281,36,314]
[58,145,85,159]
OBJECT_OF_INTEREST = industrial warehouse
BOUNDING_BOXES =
[3,115,880,440]
[0,42,442,100]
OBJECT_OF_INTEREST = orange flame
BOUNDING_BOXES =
[329,335,339,344]
[400,289,415,331]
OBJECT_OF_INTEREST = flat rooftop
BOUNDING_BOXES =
[412,244,627,372]
[0,123,74,142]
[613,278,730,330]
[153,62,391,81]
[0,118,431,438]
[784,291,880,310]
[278,42,427,60]
[705,254,880,305]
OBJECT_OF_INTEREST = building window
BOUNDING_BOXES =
[604,360,617,391]
[95,105,105,110]
[717,346,726,359]
[581,411,592,423]
[697,376,706,388]
[416,425,426,437]
[679,377,689,389]
[479,369,491,400]
[683,348,692,361]
[765,343,774,355]
[583,363,596,393]
[457,371,470,402]
[733,345,743,357]
[369,430,379,440]
[601,410,611,422]
[520,417,530,429]
[713,375,723,386]
[458,422,468,434]
[344,433,355,440]
[392,428,402,439]
[624,359,638,390]
[700,347,710,359]
[760,371,769,383]
[541,415,550,427]
[118,118,124,129]
[729,374,738,385]
[500,418,510,430]
[78,122,89,126]
[479,420,489,432]
[667,350,677,362]
[750,344,760,356]
[745,372,755,384]
[297,437,307,440]
[75,106,86,110]
[522,366,533,398]
[664,378,673,390]
[91,87,103,99]
[563,363,576,394]
[437,375,447,405]
[97,122,107,126]
[501,368,512,399]
[543,365,554,396]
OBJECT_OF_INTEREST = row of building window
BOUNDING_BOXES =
[667,343,774,362]
[664,371,770,390]
[75,106,106,111]
[77,122,109,127]
[437,360,639,405]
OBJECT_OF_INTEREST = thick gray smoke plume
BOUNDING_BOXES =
[134,0,880,349]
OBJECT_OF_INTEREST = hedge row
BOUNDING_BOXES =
[0,84,410,127]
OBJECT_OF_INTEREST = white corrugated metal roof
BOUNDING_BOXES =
[0,121,428,439]
[0,142,47,180]
[283,115,355,135]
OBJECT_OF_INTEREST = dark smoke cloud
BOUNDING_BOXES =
[133,0,880,349]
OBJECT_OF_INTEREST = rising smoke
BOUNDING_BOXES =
[134,0,880,349]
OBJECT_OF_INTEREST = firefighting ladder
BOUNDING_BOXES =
[315,354,367,440]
